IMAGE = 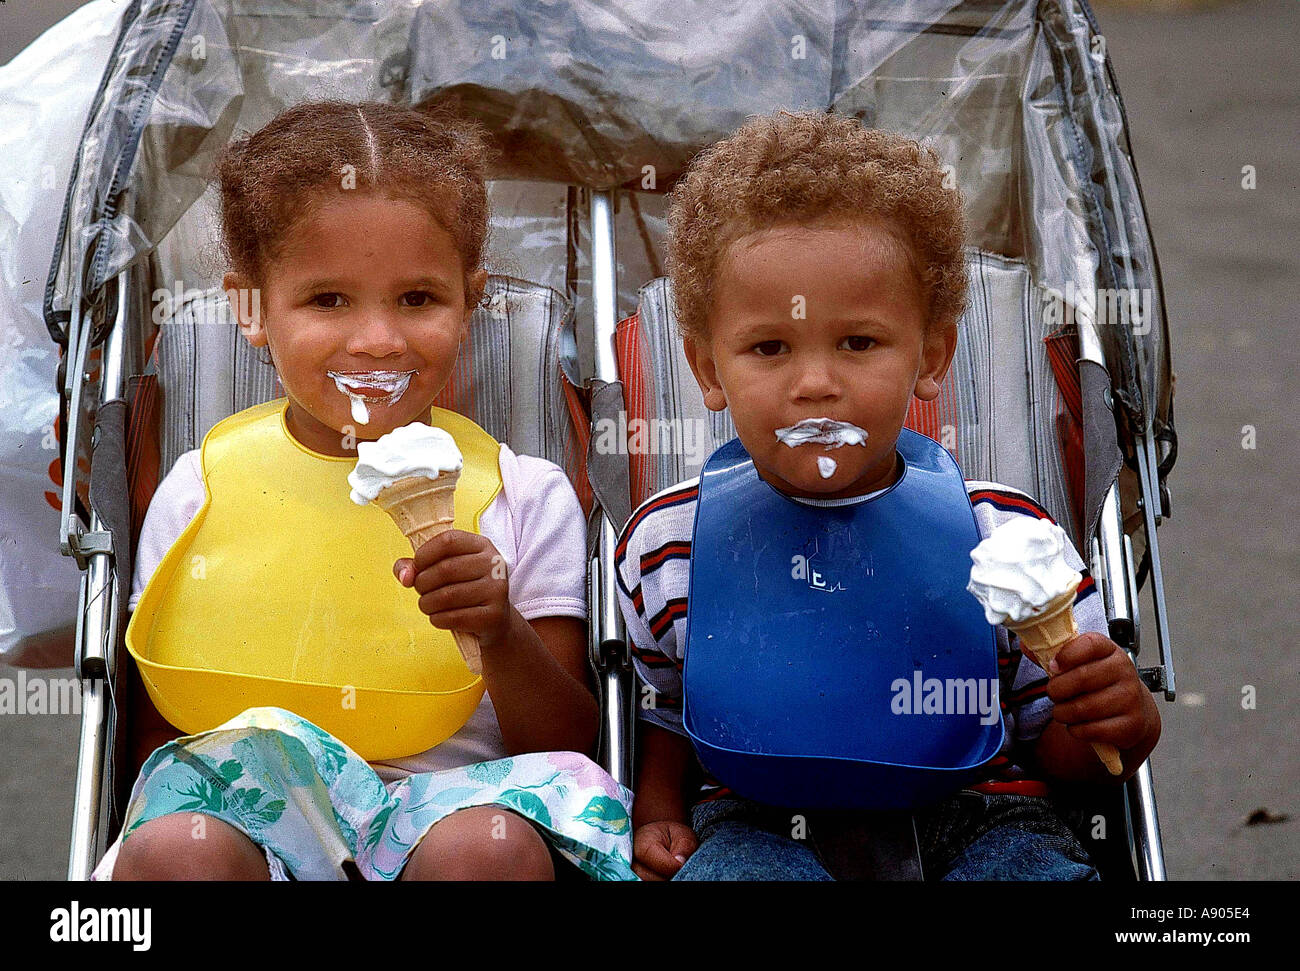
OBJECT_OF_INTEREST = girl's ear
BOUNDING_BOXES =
[914,321,958,402]
[683,334,728,412]
[224,272,266,347]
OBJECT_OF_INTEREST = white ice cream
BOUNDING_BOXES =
[774,417,869,448]
[327,370,417,426]
[966,517,1082,625]
[347,421,463,505]
[776,418,865,479]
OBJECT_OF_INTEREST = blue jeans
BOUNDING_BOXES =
[673,791,1099,881]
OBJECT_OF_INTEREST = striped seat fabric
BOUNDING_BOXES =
[149,275,591,513]
[615,251,1085,544]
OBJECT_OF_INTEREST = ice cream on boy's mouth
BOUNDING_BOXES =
[327,369,418,425]
[774,417,869,479]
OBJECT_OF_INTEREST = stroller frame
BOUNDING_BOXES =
[48,0,1175,881]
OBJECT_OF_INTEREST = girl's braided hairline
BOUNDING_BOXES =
[215,99,493,307]
[665,111,968,340]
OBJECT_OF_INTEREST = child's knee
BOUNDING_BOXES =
[403,806,554,880]
[677,823,832,881]
[113,813,269,880]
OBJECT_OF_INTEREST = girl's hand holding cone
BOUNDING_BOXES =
[394,530,511,664]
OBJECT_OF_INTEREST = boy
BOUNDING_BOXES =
[615,112,1160,880]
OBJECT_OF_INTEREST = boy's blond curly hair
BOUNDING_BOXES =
[666,111,967,340]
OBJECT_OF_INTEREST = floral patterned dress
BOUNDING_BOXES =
[91,707,638,881]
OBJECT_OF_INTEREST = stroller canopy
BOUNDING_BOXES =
[45,0,1171,436]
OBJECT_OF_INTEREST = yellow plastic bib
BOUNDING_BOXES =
[127,398,502,760]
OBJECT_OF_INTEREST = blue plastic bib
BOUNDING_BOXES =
[682,429,1005,809]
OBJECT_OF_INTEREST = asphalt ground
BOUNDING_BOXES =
[1,0,1295,880]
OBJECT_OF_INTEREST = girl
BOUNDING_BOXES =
[94,101,636,881]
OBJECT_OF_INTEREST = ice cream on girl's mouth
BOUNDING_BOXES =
[774,417,869,479]
[327,369,417,425]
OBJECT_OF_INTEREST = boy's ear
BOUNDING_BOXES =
[224,272,265,347]
[463,268,489,326]
[914,320,958,402]
[683,335,728,412]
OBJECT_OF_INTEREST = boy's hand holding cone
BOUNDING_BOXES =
[967,517,1127,776]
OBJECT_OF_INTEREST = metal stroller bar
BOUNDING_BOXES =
[66,268,131,879]
[1135,428,1176,700]
[59,298,93,565]
[588,190,634,788]
[1127,759,1167,880]
[1095,486,1134,645]
[1118,456,1176,919]
[1095,481,1167,879]
[68,680,111,880]
[1098,508,1168,879]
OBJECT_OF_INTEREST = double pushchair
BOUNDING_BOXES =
[43,0,1177,880]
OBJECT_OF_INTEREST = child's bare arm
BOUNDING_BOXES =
[1030,632,1161,783]
[631,722,700,880]
[634,722,698,827]
[396,532,597,756]
[482,612,598,757]
[127,657,181,778]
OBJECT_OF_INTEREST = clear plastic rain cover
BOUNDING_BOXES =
[6,0,1172,659]
[46,0,1169,412]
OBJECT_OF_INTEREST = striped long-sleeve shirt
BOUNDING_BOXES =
[614,479,1107,801]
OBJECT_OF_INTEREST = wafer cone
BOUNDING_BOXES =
[1006,586,1124,776]
[372,471,481,675]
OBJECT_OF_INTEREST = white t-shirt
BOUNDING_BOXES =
[129,444,588,782]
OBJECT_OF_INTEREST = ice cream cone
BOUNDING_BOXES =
[372,471,482,675]
[1006,586,1123,776]
[372,471,460,548]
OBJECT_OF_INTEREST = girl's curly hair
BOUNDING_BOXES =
[215,100,492,307]
[666,111,966,340]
